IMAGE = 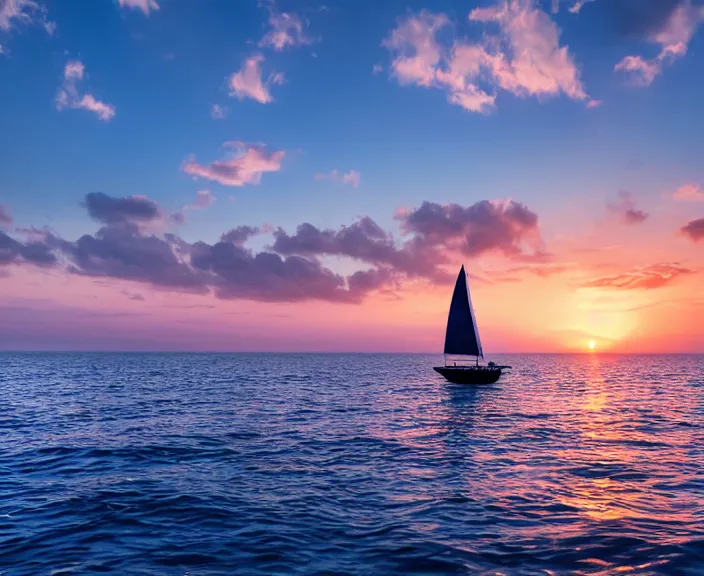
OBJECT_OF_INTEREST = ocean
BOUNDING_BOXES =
[1,353,703,575]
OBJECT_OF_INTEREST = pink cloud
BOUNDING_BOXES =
[189,190,215,209]
[615,2,704,86]
[383,11,497,113]
[382,10,449,88]
[606,190,648,225]
[568,0,595,14]
[436,44,497,112]
[55,60,116,122]
[672,183,704,202]
[681,218,704,242]
[490,261,576,280]
[586,98,602,108]
[220,225,262,246]
[1,0,34,30]
[315,169,361,188]
[654,2,703,49]
[383,0,587,114]
[0,0,53,33]
[397,199,545,260]
[64,60,84,80]
[393,206,411,220]
[170,191,217,225]
[468,0,587,100]
[259,8,312,51]
[0,0,54,45]
[228,54,284,104]
[117,0,159,16]
[614,55,661,86]
[182,141,285,187]
[83,191,162,228]
[2,192,551,307]
[581,263,696,290]
[0,226,57,268]
[76,94,116,122]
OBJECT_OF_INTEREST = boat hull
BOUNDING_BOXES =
[433,366,502,384]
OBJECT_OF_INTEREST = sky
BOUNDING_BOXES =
[1,0,703,353]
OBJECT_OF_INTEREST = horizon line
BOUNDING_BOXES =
[1,350,703,355]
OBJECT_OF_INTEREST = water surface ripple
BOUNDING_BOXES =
[1,353,703,575]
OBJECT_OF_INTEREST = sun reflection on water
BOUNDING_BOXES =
[366,354,703,573]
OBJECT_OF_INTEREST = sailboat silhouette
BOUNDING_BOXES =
[433,265,511,384]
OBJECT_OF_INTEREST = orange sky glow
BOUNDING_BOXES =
[2,198,702,353]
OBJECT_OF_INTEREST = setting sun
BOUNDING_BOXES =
[588,340,596,351]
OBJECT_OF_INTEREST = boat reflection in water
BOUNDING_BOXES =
[434,265,511,384]
[428,353,701,574]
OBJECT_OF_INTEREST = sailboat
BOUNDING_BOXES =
[433,265,511,384]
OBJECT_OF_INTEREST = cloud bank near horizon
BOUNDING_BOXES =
[1,192,551,303]
[2,187,699,308]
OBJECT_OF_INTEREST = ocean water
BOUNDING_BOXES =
[1,353,703,575]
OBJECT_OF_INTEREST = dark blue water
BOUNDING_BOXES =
[1,353,703,575]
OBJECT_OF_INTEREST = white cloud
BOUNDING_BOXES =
[117,0,159,16]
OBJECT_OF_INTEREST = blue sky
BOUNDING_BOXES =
[1,0,704,351]
[2,0,703,245]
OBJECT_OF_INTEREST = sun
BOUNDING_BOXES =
[588,340,596,351]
